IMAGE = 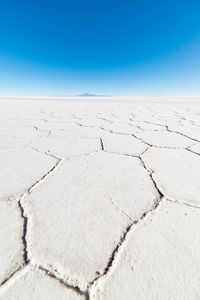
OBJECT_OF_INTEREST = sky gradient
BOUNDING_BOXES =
[0,0,200,96]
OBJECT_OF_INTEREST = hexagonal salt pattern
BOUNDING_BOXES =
[0,97,200,299]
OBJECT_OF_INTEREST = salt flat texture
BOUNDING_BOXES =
[0,96,200,300]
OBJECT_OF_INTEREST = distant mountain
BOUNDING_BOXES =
[77,93,110,97]
[53,94,70,97]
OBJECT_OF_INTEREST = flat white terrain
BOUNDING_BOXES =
[0,96,200,299]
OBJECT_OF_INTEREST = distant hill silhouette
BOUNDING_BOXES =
[77,93,110,97]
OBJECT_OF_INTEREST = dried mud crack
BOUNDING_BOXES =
[18,200,29,265]
[39,266,89,299]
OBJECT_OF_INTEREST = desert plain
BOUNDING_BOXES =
[0,96,200,299]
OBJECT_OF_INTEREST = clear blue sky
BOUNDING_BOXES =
[0,0,200,96]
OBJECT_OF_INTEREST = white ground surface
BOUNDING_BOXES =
[0,96,200,299]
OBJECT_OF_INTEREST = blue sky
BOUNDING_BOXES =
[0,0,200,96]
